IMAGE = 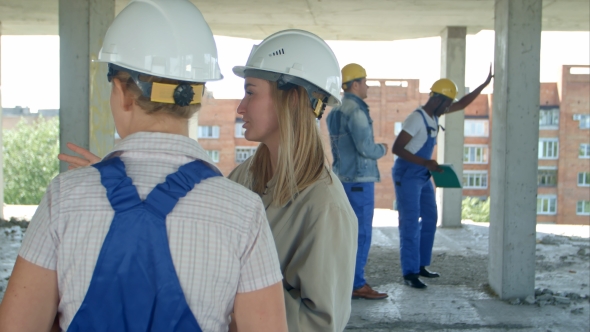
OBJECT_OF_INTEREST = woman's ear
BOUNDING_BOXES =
[287,87,300,110]
[123,89,136,112]
[112,78,135,112]
[110,78,126,110]
[112,77,124,95]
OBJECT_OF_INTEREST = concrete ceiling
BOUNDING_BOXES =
[0,0,588,40]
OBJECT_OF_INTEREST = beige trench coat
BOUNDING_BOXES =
[229,160,358,332]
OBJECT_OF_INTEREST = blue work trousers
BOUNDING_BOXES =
[343,182,375,290]
[395,177,437,276]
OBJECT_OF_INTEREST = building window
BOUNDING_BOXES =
[235,122,246,138]
[578,172,590,186]
[464,119,489,137]
[580,144,590,158]
[235,147,258,164]
[206,150,220,163]
[538,168,558,187]
[464,145,488,164]
[571,67,590,75]
[385,80,408,87]
[463,171,488,189]
[539,108,559,128]
[577,201,590,215]
[537,196,557,215]
[394,122,402,135]
[538,138,559,159]
[198,125,220,139]
[573,114,590,129]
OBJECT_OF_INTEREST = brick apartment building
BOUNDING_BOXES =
[195,65,589,225]
[2,66,587,224]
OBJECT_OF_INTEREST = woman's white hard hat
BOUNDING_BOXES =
[98,0,222,83]
[233,29,342,109]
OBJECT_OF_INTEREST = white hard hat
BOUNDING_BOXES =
[98,0,222,83]
[233,29,342,118]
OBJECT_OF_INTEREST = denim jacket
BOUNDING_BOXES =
[326,93,386,183]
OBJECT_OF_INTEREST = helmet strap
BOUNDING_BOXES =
[107,63,204,106]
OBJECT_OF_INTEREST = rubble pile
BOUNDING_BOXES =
[506,287,589,316]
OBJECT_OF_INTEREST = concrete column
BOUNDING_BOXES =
[59,0,114,172]
[437,26,466,228]
[489,0,541,300]
[0,22,4,219]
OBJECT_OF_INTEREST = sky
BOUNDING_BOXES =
[1,30,589,110]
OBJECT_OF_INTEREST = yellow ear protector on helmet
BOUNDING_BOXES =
[108,63,204,106]
[150,83,204,105]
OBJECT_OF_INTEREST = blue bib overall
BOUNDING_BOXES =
[392,110,438,276]
[68,157,220,332]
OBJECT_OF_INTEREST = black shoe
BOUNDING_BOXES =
[403,274,427,289]
[419,266,440,278]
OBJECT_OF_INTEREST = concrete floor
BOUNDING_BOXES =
[347,287,588,331]
[346,210,590,332]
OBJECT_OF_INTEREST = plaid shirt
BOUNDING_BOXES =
[19,132,282,331]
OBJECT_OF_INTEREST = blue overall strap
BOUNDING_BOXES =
[415,110,438,140]
[144,159,221,218]
[414,110,438,159]
[68,157,220,332]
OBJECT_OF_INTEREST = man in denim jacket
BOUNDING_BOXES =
[327,63,388,300]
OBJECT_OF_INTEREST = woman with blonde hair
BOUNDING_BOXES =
[54,28,358,331]
[229,30,357,331]
[0,1,287,331]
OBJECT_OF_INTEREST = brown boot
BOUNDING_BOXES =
[351,284,388,300]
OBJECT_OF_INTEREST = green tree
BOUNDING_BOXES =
[462,196,491,223]
[3,117,60,205]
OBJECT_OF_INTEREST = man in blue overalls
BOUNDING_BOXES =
[392,72,492,288]
[327,63,389,300]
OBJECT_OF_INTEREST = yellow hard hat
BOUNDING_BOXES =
[430,78,458,101]
[341,63,367,87]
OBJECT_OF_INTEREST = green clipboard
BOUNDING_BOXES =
[430,164,462,188]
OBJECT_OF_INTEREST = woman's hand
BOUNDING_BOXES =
[57,143,102,170]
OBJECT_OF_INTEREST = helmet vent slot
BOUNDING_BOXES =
[269,48,285,57]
